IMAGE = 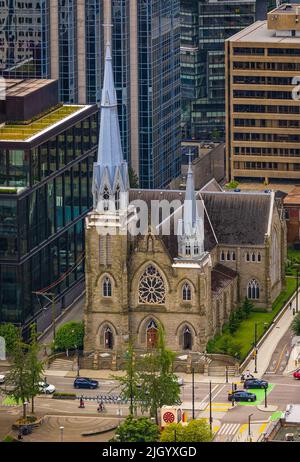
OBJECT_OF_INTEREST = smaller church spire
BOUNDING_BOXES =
[92,41,129,213]
[177,161,205,259]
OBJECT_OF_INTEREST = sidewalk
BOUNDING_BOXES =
[44,368,240,384]
[246,298,297,378]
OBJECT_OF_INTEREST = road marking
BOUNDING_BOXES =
[218,423,240,435]
[213,425,220,433]
[198,384,219,409]
[239,424,248,433]
[274,343,288,374]
[259,423,267,434]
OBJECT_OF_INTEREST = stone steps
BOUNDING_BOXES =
[49,359,74,371]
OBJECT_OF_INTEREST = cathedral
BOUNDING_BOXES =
[83,45,286,367]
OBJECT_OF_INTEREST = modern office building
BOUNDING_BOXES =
[226,3,300,184]
[0,79,98,332]
[180,0,277,141]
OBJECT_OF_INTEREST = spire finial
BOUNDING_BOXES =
[103,22,113,47]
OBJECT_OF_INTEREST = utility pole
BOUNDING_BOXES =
[192,367,195,420]
[33,291,56,339]
[248,414,253,442]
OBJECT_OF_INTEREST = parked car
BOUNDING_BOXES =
[74,377,99,390]
[228,390,257,402]
[0,374,5,384]
[177,377,184,386]
[38,381,56,394]
[293,368,300,380]
[244,379,268,389]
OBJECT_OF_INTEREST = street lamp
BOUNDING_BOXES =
[209,381,213,432]
[192,367,195,420]
[248,413,253,442]
[225,365,229,383]
[59,426,64,443]
[264,386,268,408]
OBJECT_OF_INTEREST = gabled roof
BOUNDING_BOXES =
[211,264,238,297]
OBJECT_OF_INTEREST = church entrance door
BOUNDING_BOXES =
[147,328,158,349]
[104,328,113,349]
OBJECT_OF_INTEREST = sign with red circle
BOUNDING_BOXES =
[163,412,175,424]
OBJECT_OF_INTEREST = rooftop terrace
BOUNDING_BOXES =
[0,105,83,141]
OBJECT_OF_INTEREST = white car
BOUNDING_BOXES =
[0,374,5,384]
[177,377,184,386]
[38,381,56,394]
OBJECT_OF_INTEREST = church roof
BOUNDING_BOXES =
[200,191,272,246]
[129,189,273,253]
[211,264,238,297]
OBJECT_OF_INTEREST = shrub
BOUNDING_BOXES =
[53,392,76,400]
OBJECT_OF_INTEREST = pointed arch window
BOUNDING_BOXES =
[257,252,261,262]
[227,251,231,261]
[183,326,192,350]
[252,253,256,262]
[194,243,199,256]
[147,320,158,348]
[221,250,225,261]
[247,279,260,300]
[186,243,191,256]
[103,186,110,211]
[103,276,112,297]
[246,252,250,262]
[232,252,236,261]
[139,265,166,304]
[182,282,192,301]
[115,185,120,211]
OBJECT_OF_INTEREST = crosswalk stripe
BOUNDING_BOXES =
[218,423,240,435]
[239,424,248,433]
[259,423,267,434]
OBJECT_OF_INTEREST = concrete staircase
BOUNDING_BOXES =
[207,364,238,377]
[48,358,73,371]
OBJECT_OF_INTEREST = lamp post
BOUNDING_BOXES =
[225,366,229,383]
[264,386,268,408]
[59,426,64,443]
[209,381,213,432]
[248,413,253,442]
[192,367,195,420]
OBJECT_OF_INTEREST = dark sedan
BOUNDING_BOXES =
[244,379,268,389]
[228,390,256,402]
[74,377,99,390]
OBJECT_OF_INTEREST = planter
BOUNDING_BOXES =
[52,393,76,400]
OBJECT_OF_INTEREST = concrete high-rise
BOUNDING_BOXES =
[226,3,300,184]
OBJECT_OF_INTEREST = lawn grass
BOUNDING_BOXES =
[2,396,21,406]
[208,278,297,361]
[286,248,300,276]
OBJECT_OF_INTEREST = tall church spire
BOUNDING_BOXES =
[92,43,129,213]
[177,161,205,259]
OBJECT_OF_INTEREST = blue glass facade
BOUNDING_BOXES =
[181,0,277,141]
[0,0,50,78]
[0,108,99,326]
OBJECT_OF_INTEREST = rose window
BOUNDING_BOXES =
[139,265,166,304]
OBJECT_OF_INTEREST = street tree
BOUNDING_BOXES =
[160,419,213,443]
[2,334,31,420]
[292,312,300,336]
[112,341,141,415]
[242,298,254,319]
[26,324,45,414]
[111,416,160,442]
[54,321,84,353]
[137,325,181,424]
[0,323,19,356]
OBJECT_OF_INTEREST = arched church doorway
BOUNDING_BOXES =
[147,320,158,349]
[183,327,192,350]
[104,327,113,349]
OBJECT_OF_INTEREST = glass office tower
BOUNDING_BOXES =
[0,80,98,331]
[181,0,277,141]
[0,0,51,78]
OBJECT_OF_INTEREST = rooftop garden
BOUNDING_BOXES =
[0,105,82,141]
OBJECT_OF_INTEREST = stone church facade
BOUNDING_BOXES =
[83,45,286,364]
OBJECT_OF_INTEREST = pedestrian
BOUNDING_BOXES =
[79,396,85,408]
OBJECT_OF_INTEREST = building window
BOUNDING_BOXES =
[247,279,260,300]
[139,265,166,305]
[246,252,250,262]
[221,251,225,261]
[257,253,261,262]
[232,252,236,261]
[182,282,192,301]
[183,326,192,350]
[227,251,231,261]
[252,253,256,262]
[103,186,110,211]
[194,243,199,256]
[103,276,112,297]
[186,243,191,256]
[115,185,120,211]
[104,327,113,349]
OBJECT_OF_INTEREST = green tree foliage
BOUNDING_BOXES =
[2,334,31,420]
[0,323,19,356]
[137,325,181,423]
[292,313,300,336]
[242,298,254,319]
[112,341,140,415]
[111,416,160,443]
[214,334,242,359]
[129,167,139,189]
[228,312,239,334]
[160,419,212,443]
[54,321,84,352]
[26,325,44,414]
